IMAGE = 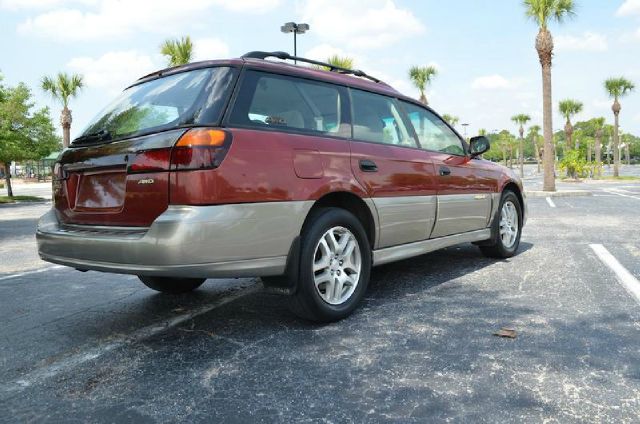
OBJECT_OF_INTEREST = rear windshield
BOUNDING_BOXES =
[76,66,237,143]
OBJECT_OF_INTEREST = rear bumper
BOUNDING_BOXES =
[37,202,313,278]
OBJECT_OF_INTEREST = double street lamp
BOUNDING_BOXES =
[280,22,310,63]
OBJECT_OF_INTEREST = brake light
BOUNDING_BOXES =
[128,149,172,173]
[171,128,231,171]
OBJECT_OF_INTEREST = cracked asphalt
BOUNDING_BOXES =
[1,174,640,423]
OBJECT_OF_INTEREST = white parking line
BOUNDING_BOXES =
[603,189,640,200]
[590,244,640,305]
[0,283,260,395]
[546,197,556,208]
[0,265,65,282]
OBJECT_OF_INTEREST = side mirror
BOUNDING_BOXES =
[469,135,490,157]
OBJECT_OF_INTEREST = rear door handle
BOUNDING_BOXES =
[439,166,451,176]
[359,159,378,172]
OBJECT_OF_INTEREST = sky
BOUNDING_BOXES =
[1,0,639,141]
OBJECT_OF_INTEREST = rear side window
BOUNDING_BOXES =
[400,101,465,155]
[229,71,350,137]
[77,67,237,143]
[351,89,416,148]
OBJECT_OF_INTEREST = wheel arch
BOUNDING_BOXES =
[501,181,525,222]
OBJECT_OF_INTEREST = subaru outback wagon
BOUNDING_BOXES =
[37,51,526,322]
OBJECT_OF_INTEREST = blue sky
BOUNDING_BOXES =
[1,0,639,140]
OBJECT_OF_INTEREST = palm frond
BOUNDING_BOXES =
[161,36,193,67]
[558,99,583,119]
[604,77,635,99]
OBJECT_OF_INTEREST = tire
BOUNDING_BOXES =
[138,276,206,294]
[479,190,522,258]
[288,207,371,323]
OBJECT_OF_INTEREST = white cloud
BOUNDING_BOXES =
[193,38,229,61]
[299,0,425,50]
[555,32,608,52]
[17,0,281,41]
[0,0,95,9]
[617,0,640,16]
[471,74,522,90]
[67,50,157,95]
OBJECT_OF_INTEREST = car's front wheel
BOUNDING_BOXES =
[288,208,371,322]
[138,276,206,294]
[479,190,522,258]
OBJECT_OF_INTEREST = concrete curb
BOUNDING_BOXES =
[525,190,593,198]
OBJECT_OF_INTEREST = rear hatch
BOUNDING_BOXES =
[53,65,238,227]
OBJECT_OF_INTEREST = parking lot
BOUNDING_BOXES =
[2,170,640,422]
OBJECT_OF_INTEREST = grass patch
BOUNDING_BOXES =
[593,176,640,181]
[0,195,47,204]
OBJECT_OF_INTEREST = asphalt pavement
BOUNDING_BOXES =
[1,170,640,423]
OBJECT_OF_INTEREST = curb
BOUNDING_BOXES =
[525,190,593,198]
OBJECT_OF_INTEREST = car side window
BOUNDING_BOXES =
[229,70,350,137]
[400,101,465,155]
[351,89,417,148]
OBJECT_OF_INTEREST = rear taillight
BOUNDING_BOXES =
[170,128,231,171]
[126,128,232,174]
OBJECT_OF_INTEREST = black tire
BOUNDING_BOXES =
[479,190,522,258]
[288,207,371,323]
[138,276,206,294]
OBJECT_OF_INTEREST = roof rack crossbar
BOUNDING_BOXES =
[241,51,382,84]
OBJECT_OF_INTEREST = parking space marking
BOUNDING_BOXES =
[545,197,556,208]
[0,265,65,282]
[0,283,260,396]
[590,244,640,305]
[603,189,640,201]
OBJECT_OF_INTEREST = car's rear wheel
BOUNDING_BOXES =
[288,208,371,322]
[479,190,522,258]
[138,276,206,294]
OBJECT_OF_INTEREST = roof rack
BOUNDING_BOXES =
[241,51,382,84]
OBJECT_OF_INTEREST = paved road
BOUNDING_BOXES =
[1,180,640,422]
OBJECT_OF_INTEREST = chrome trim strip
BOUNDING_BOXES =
[373,229,491,266]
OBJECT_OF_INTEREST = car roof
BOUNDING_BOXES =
[134,57,418,103]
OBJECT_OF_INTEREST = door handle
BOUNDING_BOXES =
[359,159,378,172]
[439,166,451,176]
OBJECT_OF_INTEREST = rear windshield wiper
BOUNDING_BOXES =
[73,129,112,145]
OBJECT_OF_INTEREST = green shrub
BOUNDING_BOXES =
[559,149,588,179]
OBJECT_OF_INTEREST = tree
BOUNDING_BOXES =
[40,72,83,148]
[528,124,543,173]
[511,114,531,177]
[408,65,438,105]
[160,36,193,67]
[442,114,459,127]
[558,99,583,150]
[478,128,488,136]
[524,0,576,191]
[1,77,60,196]
[604,77,635,177]
[315,55,355,71]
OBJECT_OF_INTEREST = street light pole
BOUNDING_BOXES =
[281,22,309,64]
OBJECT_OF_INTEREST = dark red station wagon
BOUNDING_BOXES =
[37,51,526,322]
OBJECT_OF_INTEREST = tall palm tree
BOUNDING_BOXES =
[442,114,459,127]
[41,72,84,148]
[528,125,543,173]
[315,55,355,71]
[511,114,531,177]
[160,36,193,67]
[604,77,635,177]
[524,0,576,192]
[558,99,583,150]
[409,65,438,105]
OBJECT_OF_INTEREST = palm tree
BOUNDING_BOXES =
[409,65,438,105]
[478,129,488,136]
[604,77,635,177]
[160,36,193,67]
[592,117,606,176]
[524,0,576,192]
[511,114,531,177]
[41,72,84,148]
[558,99,583,150]
[528,125,543,173]
[315,55,355,71]
[442,114,459,127]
